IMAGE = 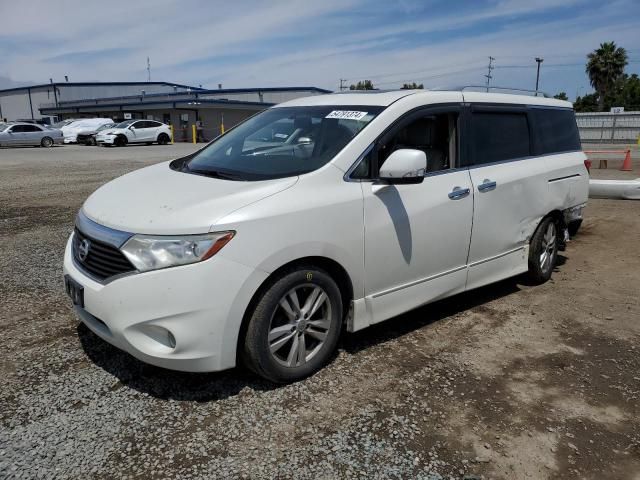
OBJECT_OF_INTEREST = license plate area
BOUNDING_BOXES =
[64,275,84,308]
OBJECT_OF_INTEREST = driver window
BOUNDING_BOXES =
[378,112,458,174]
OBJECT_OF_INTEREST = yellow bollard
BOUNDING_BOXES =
[170,125,174,144]
[192,124,197,144]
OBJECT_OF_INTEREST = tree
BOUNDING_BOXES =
[573,93,598,112]
[553,92,569,101]
[586,41,628,111]
[349,80,375,90]
[401,82,424,90]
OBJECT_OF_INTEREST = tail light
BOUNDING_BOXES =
[584,159,591,174]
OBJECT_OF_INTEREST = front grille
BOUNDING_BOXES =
[73,228,136,281]
[76,134,92,142]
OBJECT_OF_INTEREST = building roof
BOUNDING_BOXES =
[0,81,204,94]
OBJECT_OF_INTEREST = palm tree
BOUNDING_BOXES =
[586,42,628,111]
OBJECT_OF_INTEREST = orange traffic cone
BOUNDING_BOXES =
[620,149,632,171]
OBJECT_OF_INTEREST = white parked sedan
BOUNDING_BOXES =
[95,119,172,146]
[63,90,588,383]
[0,122,63,147]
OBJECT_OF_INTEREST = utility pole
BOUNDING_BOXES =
[535,57,544,95]
[485,56,495,92]
[147,57,151,82]
[339,79,347,91]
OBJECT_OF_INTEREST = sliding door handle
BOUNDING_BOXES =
[448,186,470,200]
[478,179,497,192]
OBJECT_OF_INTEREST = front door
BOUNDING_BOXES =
[362,107,474,324]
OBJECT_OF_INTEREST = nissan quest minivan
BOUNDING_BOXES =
[63,90,588,382]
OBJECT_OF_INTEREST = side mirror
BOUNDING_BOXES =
[379,149,426,184]
[297,136,312,145]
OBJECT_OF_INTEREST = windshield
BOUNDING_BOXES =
[179,106,383,180]
[115,120,136,128]
[97,123,117,131]
[0,123,9,132]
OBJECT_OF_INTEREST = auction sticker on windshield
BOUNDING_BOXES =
[325,110,368,120]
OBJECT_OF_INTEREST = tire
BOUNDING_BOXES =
[568,219,582,237]
[242,266,343,383]
[157,133,170,145]
[527,217,558,284]
[89,137,97,146]
[40,137,54,148]
[114,135,127,147]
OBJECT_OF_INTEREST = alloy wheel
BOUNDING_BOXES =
[268,284,332,368]
[539,222,556,273]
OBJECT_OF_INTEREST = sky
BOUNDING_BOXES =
[0,0,639,100]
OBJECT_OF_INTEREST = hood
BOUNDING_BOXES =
[82,161,298,234]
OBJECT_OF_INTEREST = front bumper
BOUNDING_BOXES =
[63,234,268,372]
[96,135,115,144]
[63,136,77,144]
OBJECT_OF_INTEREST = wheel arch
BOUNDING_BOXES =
[235,255,354,365]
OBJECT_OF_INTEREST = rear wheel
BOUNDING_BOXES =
[40,137,54,148]
[527,217,558,284]
[114,135,127,147]
[242,266,343,383]
[157,133,170,145]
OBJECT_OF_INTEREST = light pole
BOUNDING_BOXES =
[535,57,544,95]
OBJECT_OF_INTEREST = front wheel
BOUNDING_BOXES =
[40,137,54,148]
[527,217,558,284]
[114,135,128,147]
[242,267,343,383]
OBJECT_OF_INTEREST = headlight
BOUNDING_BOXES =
[121,231,235,272]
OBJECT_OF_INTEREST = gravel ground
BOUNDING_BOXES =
[0,144,639,479]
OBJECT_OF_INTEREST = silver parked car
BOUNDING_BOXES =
[0,122,64,147]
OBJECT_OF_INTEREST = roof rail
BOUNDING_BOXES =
[445,85,550,98]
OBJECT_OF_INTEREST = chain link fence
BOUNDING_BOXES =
[577,111,640,144]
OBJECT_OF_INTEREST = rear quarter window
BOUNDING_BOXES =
[531,108,581,155]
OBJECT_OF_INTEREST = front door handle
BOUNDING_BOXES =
[448,186,470,200]
[478,179,497,192]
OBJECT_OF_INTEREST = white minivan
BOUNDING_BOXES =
[63,90,588,382]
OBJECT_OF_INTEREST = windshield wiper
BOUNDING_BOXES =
[184,165,245,181]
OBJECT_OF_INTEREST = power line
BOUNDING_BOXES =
[374,65,486,88]
[343,60,487,82]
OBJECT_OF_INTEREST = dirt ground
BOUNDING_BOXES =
[0,144,639,479]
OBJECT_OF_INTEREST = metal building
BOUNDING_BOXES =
[0,81,201,123]
[42,86,330,141]
[0,82,331,141]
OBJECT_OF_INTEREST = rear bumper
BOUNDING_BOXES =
[563,203,586,223]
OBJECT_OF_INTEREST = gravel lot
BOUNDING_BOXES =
[1,144,639,479]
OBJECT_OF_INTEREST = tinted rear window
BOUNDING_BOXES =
[531,108,581,155]
[471,112,530,164]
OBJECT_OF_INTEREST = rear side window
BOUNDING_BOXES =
[471,112,530,164]
[531,108,581,155]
